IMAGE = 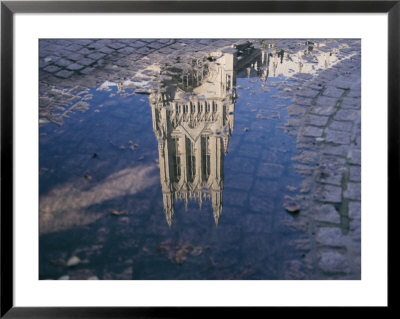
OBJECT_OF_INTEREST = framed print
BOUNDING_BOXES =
[1,0,395,317]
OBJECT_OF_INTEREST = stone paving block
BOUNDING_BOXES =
[318,251,351,274]
[354,135,361,148]
[349,220,361,241]
[39,49,52,58]
[313,204,341,223]
[147,41,166,50]
[88,52,106,60]
[295,89,319,99]
[80,67,95,75]
[285,118,302,128]
[65,52,84,62]
[39,59,52,68]
[77,57,95,66]
[350,149,361,165]
[329,76,354,89]
[319,70,339,81]
[310,105,336,116]
[323,86,344,98]
[348,201,361,220]
[315,167,344,186]
[292,96,313,106]
[347,89,361,98]
[55,69,74,79]
[287,104,306,117]
[87,42,107,50]
[74,39,93,46]
[316,227,346,246]
[329,120,353,132]
[349,165,361,182]
[313,184,342,203]
[116,46,136,55]
[128,40,149,48]
[107,42,127,50]
[43,65,61,73]
[302,126,323,137]
[323,145,349,157]
[157,47,176,55]
[66,63,85,71]
[137,46,154,55]
[98,46,115,54]
[341,97,361,109]
[78,47,93,55]
[325,129,352,145]
[293,164,315,177]
[344,182,361,201]
[315,95,338,108]
[305,114,329,127]
[334,109,360,121]
[54,58,73,68]
[320,154,346,171]
[54,39,72,46]
[292,150,319,164]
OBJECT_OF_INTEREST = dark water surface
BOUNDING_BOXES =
[39,63,307,280]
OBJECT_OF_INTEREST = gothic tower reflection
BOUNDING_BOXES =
[149,52,237,227]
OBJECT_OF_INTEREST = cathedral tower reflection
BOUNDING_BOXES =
[149,52,237,227]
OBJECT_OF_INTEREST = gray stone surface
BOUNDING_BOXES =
[66,63,84,71]
[334,109,359,121]
[350,149,361,165]
[316,227,346,246]
[305,114,329,127]
[303,126,323,137]
[44,65,61,73]
[325,129,352,145]
[313,204,341,224]
[344,182,361,201]
[348,201,361,220]
[323,86,344,98]
[315,96,338,108]
[318,251,351,274]
[349,165,361,182]
[329,120,353,132]
[55,70,74,79]
[313,184,342,203]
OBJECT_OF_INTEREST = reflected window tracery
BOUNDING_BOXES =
[150,51,237,227]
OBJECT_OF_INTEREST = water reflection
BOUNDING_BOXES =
[149,52,237,227]
[146,42,339,228]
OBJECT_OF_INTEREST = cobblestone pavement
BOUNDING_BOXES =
[39,38,361,279]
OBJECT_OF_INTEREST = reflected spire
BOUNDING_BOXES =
[149,51,238,227]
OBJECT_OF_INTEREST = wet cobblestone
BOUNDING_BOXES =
[39,38,361,280]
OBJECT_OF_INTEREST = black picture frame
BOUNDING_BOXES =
[1,1,395,317]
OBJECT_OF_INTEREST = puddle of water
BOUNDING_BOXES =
[38,43,337,280]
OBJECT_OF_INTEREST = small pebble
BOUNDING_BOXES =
[66,256,80,267]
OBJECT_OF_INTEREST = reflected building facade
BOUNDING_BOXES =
[148,42,339,227]
[149,52,237,227]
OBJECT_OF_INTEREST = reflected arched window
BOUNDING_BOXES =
[172,138,181,182]
[201,136,211,180]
